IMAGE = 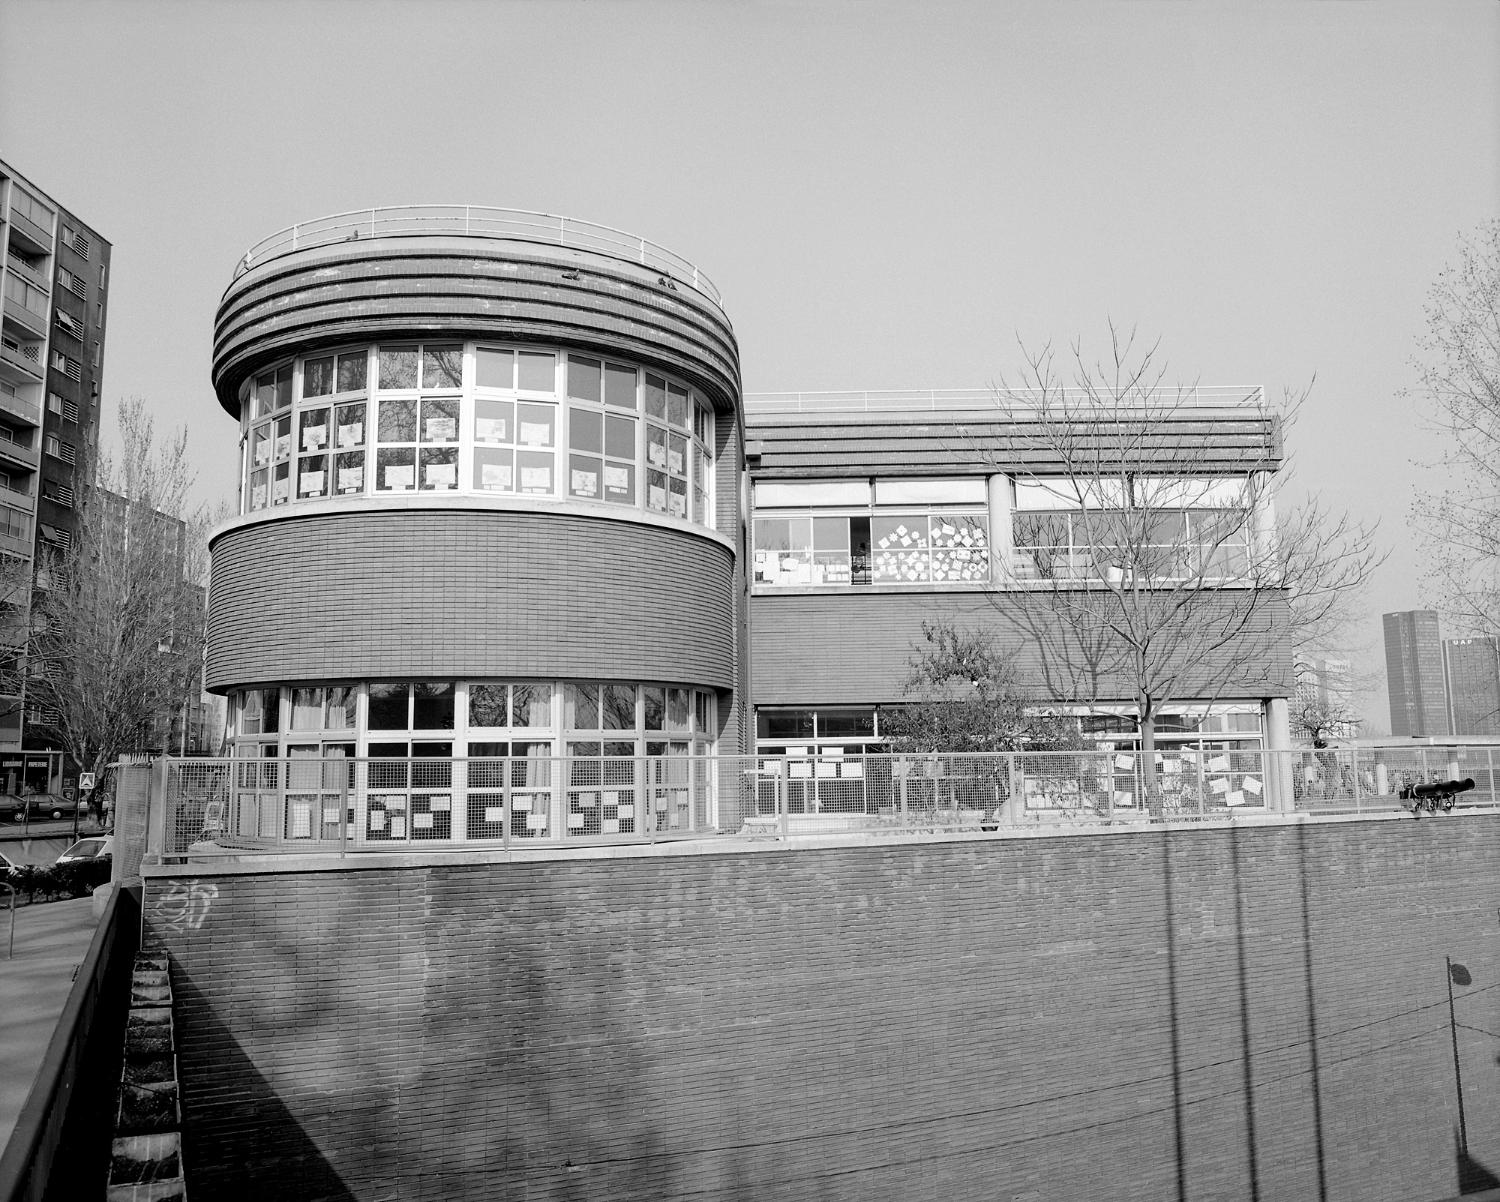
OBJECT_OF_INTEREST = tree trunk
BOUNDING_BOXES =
[1139,707,1163,818]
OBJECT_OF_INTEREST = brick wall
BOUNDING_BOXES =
[207,508,737,693]
[144,816,1500,1201]
[752,588,1294,705]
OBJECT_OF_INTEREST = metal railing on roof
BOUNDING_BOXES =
[232,205,723,307]
[743,385,1265,415]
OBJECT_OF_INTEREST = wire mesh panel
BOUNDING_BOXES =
[107,763,152,876]
[144,746,1498,857]
[1288,748,1364,810]
[1016,752,1107,820]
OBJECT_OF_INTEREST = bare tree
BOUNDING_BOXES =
[986,326,1381,807]
[879,619,1086,754]
[1289,658,1363,746]
[26,398,210,778]
[1409,218,1500,635]
[878,619,1086,823]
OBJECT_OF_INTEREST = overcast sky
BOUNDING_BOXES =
[3,0,1497,731]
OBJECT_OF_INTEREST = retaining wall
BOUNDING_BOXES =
[142,816,1500,1200]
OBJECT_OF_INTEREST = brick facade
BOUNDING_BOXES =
[207,507,736,691]
[144,816,1500,1200]
[752,588,1294,706]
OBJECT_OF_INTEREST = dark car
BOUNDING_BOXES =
[6,793,78,823]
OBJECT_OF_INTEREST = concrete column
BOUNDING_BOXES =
[1265,697,1294,813]
[987,473,1012,583]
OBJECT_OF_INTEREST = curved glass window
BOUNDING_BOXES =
[225,680,719,844]
[240,342,717,530]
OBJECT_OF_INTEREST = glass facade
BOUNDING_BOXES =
[240,342,716,529]
[1010,477,1253,583]
[226,680,718,844]
[753,478,991,588]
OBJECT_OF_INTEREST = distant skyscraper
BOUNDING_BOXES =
[1384,610,1449,737]
[1444,636,1500,736]
[0,159,111,750]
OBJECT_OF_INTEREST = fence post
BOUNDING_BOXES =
[147,757,171,862]
[778,768,788,840]
[1007,754,1021,826]
[502,756,511,852]
[644,754,654,845]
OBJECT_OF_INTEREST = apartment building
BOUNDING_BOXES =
[0,158,110,748]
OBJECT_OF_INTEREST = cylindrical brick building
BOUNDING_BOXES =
[207,207,746,842]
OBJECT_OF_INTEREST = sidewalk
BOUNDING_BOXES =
[0,896,102,1151]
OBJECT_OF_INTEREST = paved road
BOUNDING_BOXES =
[1,818,108,843]
[0,839,71,866]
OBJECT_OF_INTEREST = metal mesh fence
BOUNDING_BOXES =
[147,746,1500,857]
[107,762,152,880]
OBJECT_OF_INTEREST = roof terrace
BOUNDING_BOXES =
[231,204,723,307]
[743,385,1266,416]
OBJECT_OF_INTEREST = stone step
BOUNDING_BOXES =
[117,1078,180,1136]
[130,981,172,1007]
[105,1179,186,1201]
[109,1131,181,1186]
[124,1007,174,1060]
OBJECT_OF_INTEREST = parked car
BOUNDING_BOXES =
[6,793,79,823]
[56,835,113,865]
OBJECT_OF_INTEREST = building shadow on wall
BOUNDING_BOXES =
[1158,822,1332,1202]
[170,973,357,1202]
[1458,1134,1500,1195]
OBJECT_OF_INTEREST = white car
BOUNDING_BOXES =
[56,835,113,865]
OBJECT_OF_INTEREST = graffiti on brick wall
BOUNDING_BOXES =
[155,879,219,932]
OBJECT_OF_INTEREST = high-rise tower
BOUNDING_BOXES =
[0,159,110,752]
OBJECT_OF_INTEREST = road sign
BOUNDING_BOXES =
[79,772,96,791]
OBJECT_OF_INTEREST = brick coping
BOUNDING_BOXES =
[135,806,1496,879]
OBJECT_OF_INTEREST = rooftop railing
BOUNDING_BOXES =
[743,385,1265,415]
[232,205,724,307]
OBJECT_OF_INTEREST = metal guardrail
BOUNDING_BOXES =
[0,886,139,1202]
[232,204,724,307]
[141,747,1500,859]
[743,385,1266,415]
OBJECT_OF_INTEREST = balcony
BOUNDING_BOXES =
[0,431,40,473]
[0,482,34,511]
[5,251,49,292]
[6,209,53,257]
[0,335,42,384]
[3,292,47,339]
[0,500,31,555]
[0,387,41,427]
